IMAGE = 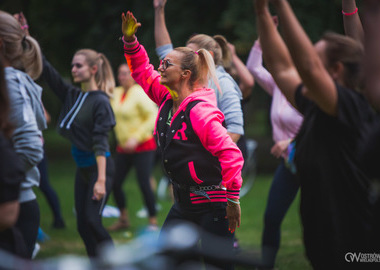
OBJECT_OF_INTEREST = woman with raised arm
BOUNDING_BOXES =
[246,29,303,267]
[121,11,243,270]
[255,0,374,269]
[41,52,115,257]
[154,0,244,144]
[19,11,117,257]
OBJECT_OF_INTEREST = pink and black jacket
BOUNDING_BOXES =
[124,41,243,206]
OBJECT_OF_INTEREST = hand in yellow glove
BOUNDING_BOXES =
[121,11,141,42]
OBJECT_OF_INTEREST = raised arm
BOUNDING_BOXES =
[342,0,364,44]
[122,11,168,105]
[362,0,380,111]
[254,0,301,108]
[227,43,255,99]
[15,12,76,102]
[154,0,171,48]
[154,0,174,60]
[246,40,277,97]
[266,0,338,116]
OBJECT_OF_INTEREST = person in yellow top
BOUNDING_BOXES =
[109,63,158,231]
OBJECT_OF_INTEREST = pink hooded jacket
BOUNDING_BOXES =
[124,41,243,201]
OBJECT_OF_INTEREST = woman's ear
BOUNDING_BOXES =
[331,61,344,81]
[90,64,98,75]
[182,69,191,79]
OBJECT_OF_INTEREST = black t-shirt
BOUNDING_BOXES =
[359,115,380,179]
[294,83,375,264]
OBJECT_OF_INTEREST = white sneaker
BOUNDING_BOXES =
[32,243,40,259]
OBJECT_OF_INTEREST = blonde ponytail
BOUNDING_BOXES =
[94,53,115,97]
[213,35,232,69]
[22,36,43,80]
[196,49,220,92]
[0,11,43,79]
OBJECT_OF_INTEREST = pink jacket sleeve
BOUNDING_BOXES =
[124,41,169,105]
[190,102,243,199]
[246,41,276,96]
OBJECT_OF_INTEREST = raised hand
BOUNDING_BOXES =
[153,0,167,9]
[121,11,141,42]
[254,0,269,13]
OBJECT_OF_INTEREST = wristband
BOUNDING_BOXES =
[227,198,240,205]
[122,35,137,45]
[342,7,358,16]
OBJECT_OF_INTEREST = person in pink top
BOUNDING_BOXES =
[246,30,303,268]
[121,11,243,270]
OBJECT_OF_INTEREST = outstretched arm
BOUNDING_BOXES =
[154,0,172,48]
[363,1,380,111]
[121,11,168,105]
[254,0,301,108]
[342,0,364,44]
[268,0,338,116]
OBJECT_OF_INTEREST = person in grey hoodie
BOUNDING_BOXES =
[0,10,46,258]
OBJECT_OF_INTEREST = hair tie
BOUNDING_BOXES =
[194,51,199,55]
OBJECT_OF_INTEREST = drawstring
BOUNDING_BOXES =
[59,92,89,129]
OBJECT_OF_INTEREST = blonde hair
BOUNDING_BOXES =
[186,34,232,68]
[174,47,219,90]
[75,49,115,97]
[0,10,42,80]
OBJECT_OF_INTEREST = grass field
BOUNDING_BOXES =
[33,129,312,269]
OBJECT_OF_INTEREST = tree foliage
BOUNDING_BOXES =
[1,0,347,127]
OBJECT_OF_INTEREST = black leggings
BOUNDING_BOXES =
[38,152,64,225]
[160,203,234,270]
[112,151,156,217]
[15,199,40,258]
[74,158,114,257]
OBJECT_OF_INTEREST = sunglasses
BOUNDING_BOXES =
[159,59,179,71]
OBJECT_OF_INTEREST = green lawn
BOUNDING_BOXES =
[33,129,311,269]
